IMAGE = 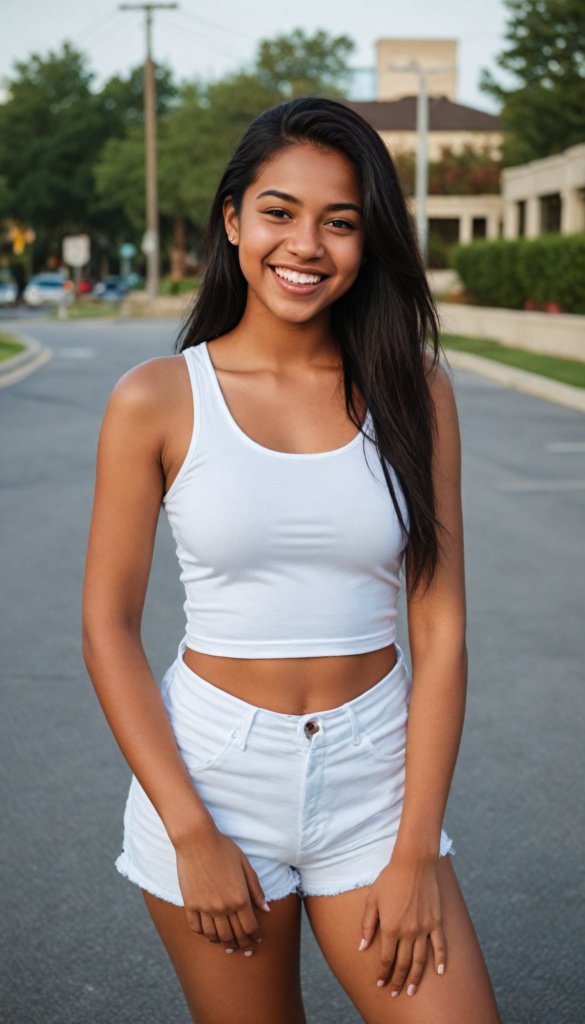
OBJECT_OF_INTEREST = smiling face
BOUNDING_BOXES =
[223,143,365,326]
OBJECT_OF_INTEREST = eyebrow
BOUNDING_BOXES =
[256,190,362,215]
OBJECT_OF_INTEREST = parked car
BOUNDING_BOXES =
[92,275,129,302]
[23,273,74,307]
[0,275,18,306]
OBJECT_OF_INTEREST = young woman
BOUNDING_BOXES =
[83,97,501,1023]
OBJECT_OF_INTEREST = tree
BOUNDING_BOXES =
[0,43,177,269]
[256,28,355,97]
[481,0,585,163]
[394,147,501,196]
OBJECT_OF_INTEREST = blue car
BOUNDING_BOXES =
[92,276,130,303]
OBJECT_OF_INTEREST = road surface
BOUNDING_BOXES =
[1,317,584,1023]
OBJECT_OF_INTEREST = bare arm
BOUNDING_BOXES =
[360,364,467,993]
[83,360,268,952]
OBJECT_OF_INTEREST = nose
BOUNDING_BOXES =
[285,218,325,261]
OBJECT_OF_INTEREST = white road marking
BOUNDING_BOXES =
[545,442,585,453]
[497,479,585,492]
[56,348,96,359]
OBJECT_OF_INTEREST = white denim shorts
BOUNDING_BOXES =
[116,642,453,904]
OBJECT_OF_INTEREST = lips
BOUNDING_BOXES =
[269,264,329,295]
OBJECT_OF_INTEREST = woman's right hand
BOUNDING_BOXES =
[175,824,270,955]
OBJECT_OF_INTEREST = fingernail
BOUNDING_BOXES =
[262,902,270,912]
[377,980,385,988]
[244,950,253,957]
[225,948,234,954]
[359,939,367,951]
[255,937,262,943]
[438,964,444,975]
[407,984,417,996]
[391,990,399,998]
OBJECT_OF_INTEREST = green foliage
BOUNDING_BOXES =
[256,28,355,97]
[394,147,501,197]
[0,44,107,234]
[0,42,177,262]
[451,234,585,313]
[481,0,585,163]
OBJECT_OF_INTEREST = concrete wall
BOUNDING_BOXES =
[502,143,585,239]
[376,39,457,101]
[438,302,585,362]
[408,193,504,243]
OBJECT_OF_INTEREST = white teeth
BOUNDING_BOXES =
[274,266,322,285]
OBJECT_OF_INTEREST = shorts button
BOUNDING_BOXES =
[304,720,319,737]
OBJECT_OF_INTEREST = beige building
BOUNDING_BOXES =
[346,38,505,249]
[376,38,458,103]
[502,143,585,239]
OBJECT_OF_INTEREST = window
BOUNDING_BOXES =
[540,193,562,234]
[517,200,526,237]
[472,218,487,239]
[427,218,460,269]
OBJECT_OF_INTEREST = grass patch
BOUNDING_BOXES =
[48,301,122,319]
[0,331,25,364]
[442,333,585,390]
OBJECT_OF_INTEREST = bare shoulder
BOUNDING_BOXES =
[107,354,190,423]
[424,352,458,433]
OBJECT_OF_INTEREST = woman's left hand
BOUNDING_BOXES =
[358,851,446,996]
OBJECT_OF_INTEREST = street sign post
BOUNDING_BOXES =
[120,242,137,280]
[63,234,90,269]
[62,234,91,303]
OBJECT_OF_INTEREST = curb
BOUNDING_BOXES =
[0,333,53,390]
[444,348,585,416]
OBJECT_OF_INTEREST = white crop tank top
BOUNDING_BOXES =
[163,343,409,659]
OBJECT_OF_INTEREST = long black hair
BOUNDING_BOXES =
[178,97,442,591]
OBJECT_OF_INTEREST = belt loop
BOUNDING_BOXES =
[343,703,362,746]
[235,707,257,751]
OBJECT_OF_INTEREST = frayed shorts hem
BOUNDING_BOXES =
[116,833,454,908]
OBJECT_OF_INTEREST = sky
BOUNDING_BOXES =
[1,0,511,112]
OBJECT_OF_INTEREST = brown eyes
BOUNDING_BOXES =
[262,209,355,231]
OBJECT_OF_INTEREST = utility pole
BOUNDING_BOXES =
[387,62,456,266]
[119,3,178,298]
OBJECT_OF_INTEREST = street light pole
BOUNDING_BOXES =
[386,62,456,267]
[415,68,428,264]
[119,3,178,298]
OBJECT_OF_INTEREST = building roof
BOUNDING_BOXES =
[344,96,504,132]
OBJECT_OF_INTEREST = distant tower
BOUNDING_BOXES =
[376,39,458,101]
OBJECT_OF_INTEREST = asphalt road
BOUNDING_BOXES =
[1,318,584,1024]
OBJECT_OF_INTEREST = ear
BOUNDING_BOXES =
[223,196,239,246]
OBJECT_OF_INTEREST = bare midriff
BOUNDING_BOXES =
[182,643,397,716]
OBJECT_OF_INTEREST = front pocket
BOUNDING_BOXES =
[183,728,240,773]
[362,733,406,762]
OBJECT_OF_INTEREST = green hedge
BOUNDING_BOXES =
[450,234,585,315]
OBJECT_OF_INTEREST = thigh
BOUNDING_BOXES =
[305,856,501,1024]
[143,890,307,1024]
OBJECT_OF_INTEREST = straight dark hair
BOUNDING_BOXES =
[178,97,442,592]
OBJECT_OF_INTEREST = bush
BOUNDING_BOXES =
[159,277,199,296]
[451,234,585,314]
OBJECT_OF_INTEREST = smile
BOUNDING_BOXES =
[270,265,329,295]
[273,266,323,285]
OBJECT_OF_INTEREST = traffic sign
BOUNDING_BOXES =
[141,231,158,256]
[120,243,137,259]
[63,234,90,268]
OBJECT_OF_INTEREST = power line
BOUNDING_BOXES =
[157,15,251,62]
[73,9,122,46]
